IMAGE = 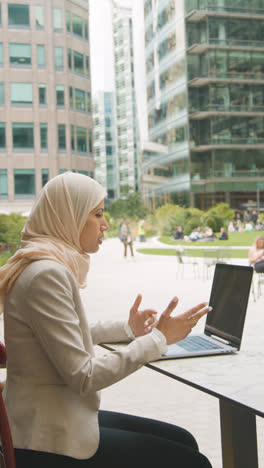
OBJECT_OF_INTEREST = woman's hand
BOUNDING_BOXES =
[128,294,157,337]
[156,297,211,345]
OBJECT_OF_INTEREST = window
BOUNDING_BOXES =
[0,44,3,66]
[0,123,6,149]
[84,21,88,40]
[54,47,63,70]
[40,123,48,151]
[35,6,44,29]
[73,51,84,74]
[37,45,45,67]
[72,14,83,37]
[0,169,8,199]
[87,92,91,113]
[71,125,75,151]
[58,124,66,151]
[12,123,34,150]
[41,169,49,187]
[14,169,35,198]
[38,84,46,105]
[106,146,113,156]
[0,5,1,26]
[66,11,71,32]
[88,129,92,153]
[76,127,87,152]
[0,83,4,105]
[11,83,33,105]
[56,85,65,106]
[9,43,31,65]
[85,56,90,78]
[78,171,88,176]
[69,86,73,108]
[8,4,29,27]
[68,49,72,70]
[75,88,85,111]
[53,8,62,31]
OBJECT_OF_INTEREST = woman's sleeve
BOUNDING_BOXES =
[89,320,133,345]
[25,266,167,396]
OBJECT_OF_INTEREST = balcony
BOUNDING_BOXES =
[188,70,264,87]
[189,104,264,119]
[187,38,264,54]
[186,2,264,20]
[192,169,264,181]
[190,136,264,151]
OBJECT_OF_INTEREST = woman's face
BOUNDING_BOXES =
[256,238,264,250]
[80,200,109,253]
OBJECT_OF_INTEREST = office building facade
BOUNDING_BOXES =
[0,0,94,213]
[143,0,264,210]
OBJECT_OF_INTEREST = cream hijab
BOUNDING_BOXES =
[0,172,106,313]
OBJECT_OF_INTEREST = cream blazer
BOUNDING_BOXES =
[3,260,166,459]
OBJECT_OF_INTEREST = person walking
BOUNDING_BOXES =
[120,219,134,258]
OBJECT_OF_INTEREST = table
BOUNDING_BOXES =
[102,323,264,468]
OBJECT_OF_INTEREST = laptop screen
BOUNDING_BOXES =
[205,263,253,348]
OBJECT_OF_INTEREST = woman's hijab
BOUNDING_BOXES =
[0,172,106,313]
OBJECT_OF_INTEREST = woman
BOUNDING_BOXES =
[248,235,264,272]
[0,172,212,468]
[120,219,134,258]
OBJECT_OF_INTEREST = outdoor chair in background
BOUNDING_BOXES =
[175,248,200,279]
[216,247,232,264]
[251,270,264,301]
[202,249,219,280]
[0,342,16,468]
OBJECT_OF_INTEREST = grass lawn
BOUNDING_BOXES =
[137,248,249,259]
[158,230,264,247]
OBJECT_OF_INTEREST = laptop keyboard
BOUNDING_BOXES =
[177,335,221,352]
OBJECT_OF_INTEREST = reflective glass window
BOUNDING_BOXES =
[40,123,48,150]
[8,4,29,26]
[9,43,31,65]
[72,14,82,37]
[76,126,87,152]
[38,84,46,105]
[14,169,35,197]
[88,130,92,153]
[0,124,6,149]
[53,8,62,31]
[11,83,32,105]
[84,21,88,40]
[68,49,72,70]
[56,85,64,106]
[0,5,1,25]
[73,51,84,74]
[54,47,63,69]
[75,88,85,111]
[12,123,34,150]
[66,11,71,32]
[41,168,49,187]
[58,124,66,150]
[85,56,90,78]
[35,6,44,29]
[71,125,75,151]
[69,86,73,108]
[0,44,3,66]
[87,92,91,113]
[0,83,4,105]
[0,169,8,198]
[37,45,45,67]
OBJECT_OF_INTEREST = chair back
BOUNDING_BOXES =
[0,342,16,468]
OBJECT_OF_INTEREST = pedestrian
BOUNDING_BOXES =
[0,172,212,468]
[138,220,146,242]
[120,219,134,258]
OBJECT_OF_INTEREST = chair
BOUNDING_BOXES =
[175,248,199,279]
[216,247,232,264]
[203,249,219,279]
[0,342,16,468]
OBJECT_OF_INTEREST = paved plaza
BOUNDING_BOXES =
[82,237,264,468]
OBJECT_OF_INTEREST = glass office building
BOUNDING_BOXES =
[144,0,264,210]
[0,0,94,213]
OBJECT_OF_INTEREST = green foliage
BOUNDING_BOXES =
[108,190,149,219]
[0,213,26,255]
[203,203,234,232]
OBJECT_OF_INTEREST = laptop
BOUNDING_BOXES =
[158,263,253,360]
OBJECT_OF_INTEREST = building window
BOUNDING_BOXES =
[87,92,91,113]
[0,169,8,199]
[14,169,35,198]
[41,168,49,187]
[66,11,71,32]
[54,47,63,70]
[0,5,1,26]
[0,123,6,149]
[53,8,63,31]
[68,49,72,70]
[12,123,34,151]
[9,43,31,65]
[78,171,88,176]
[73,51,84,74]
[0,44,3,66]
[37,45,45,67]
[84,21,88,41]
[106,146,113,156]
[76,127,87,153]
[56,85,65,107]
[71,125,75,151]
[72,14,83,37]
[40,123,48,151]
[58,124,66,151]
[88,129,92,153]
[11,83,33,105]
[69,86,73,108]
[75,89,85,111]
[35,6,44,29]
[0,83,4,105]
[38,84,46,106]
[85,56,90,78]
[8,4,30,27]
